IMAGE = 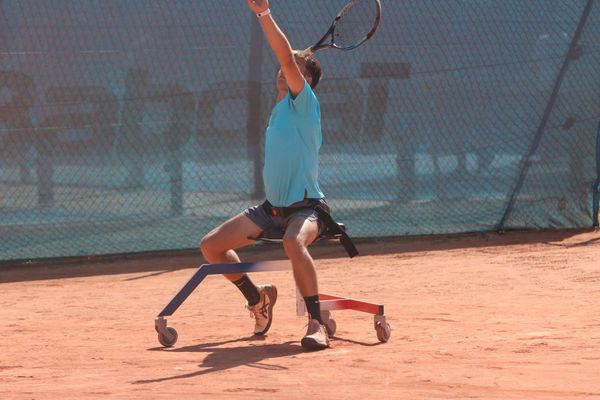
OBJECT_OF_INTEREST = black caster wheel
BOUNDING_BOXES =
[321,310,337,337]
[157,326,178,347]
[374,315,391,343]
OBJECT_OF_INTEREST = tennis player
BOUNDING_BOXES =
[200,0,330,350]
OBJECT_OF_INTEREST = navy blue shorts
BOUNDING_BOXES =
[243,198,329,235]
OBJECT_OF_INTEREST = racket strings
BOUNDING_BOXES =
[334,0,379,49]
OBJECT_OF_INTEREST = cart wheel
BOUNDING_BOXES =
[375,321,391,342]
[324,318,337,337]
[321,310,336,337]
[158,326,178,347]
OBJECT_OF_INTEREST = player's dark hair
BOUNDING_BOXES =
[295,51,322,89]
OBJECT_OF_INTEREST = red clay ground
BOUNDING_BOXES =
[1,229,599,399]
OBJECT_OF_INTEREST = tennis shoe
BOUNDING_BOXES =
[246,284,277,335]
[301,318,330,350]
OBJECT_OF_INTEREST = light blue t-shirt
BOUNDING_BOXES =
[263,80,324,207]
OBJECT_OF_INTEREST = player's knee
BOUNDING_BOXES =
[283,235,305,258]
[199,234,216,257]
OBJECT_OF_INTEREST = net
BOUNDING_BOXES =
[0,0,599,261]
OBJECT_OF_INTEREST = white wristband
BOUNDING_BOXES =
[256,8,271,18]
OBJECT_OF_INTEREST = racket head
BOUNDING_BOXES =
[309,0,381,53]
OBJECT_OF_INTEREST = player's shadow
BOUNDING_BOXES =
[329,336,384,347]
[135,336,303,384]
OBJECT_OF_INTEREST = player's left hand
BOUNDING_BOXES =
[246,0,269,14]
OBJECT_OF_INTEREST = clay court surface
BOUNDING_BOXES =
[1,229,599,399]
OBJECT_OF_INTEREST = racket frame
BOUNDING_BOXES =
[308,0,381,53]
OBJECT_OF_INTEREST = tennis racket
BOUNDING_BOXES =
[307,0,381,53]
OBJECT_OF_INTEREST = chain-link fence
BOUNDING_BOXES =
[1,0,599,261]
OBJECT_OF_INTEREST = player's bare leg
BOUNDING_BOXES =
[200,213,261,281]
[200,213,277,335]
[284,217,329,349]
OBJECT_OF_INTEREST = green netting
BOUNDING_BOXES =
[1,0,599,261]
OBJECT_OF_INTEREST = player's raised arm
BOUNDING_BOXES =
[245,0,305,96]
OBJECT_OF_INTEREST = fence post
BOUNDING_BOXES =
[594,121,600,227]
[247,15,265,201]
[36,137,54,208]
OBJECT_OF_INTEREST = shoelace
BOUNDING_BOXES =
[247,298,269,319]
[303,320,324,335]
